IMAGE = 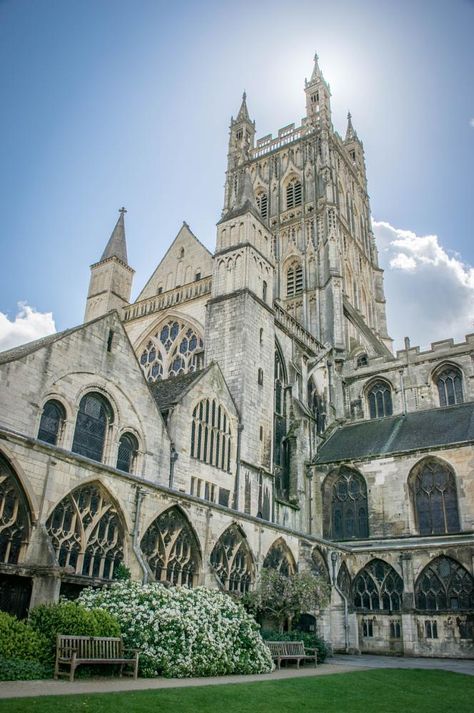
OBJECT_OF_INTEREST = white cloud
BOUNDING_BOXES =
[372,220,474,350]
[0,302,56,352]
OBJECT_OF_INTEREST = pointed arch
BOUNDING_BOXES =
[137,314,204,383]
[408,457,460,535]
[365,377,393,419]
[141,505,201,587]
[0,453,31,565]
[263,538,296,576]
[353,559,403,612]
[311,547,330,582]
[285,175,302,209]
[432,362,464,407]
[337,561,351,600]
[415,556,474,611]
[45,481,124,580]
[210,523,254,594]
[322,466,369,540]
[284,257,303,297]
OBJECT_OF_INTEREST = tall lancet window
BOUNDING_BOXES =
[436,366,464,407]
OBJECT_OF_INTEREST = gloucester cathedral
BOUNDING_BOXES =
[0,55,472,658]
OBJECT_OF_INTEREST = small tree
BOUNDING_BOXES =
[243,569,330,632]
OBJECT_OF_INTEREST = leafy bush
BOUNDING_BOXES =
[78,581,274,678]
[0,611,48,663]
[260,628,330,663]
[29,601,121,661]
[0,658,53,681]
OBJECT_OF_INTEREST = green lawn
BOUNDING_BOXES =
[1,670,472,713]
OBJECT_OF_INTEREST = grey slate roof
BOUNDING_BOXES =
[100,209,128,264]
[315,401,474,465]
[150,368,208,411]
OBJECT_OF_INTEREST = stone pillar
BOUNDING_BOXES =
[30,571,61,609]
[400,552,416,656]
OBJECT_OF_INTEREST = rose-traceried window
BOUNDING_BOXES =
[46,483,123,580]
[353,559,403,612]
[139,319,204,382]
[0,456,30,565]
[141,506,201,587]
[210,525,254,594]
[415,556,474,611]
[263,539,296,577]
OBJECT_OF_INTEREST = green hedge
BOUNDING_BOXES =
[29,601,121,661]
[0,611,48,663]
[260,628,331,663]
[0,658,53,681]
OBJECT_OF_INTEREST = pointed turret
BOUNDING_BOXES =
[344,111,366,174]
[345,111,358,142]
[84,208,135,323]
[100,207,128,264]
[236,91,250,122]
[305,52,332,128]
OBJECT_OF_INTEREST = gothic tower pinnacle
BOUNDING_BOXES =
[84,208,135,322]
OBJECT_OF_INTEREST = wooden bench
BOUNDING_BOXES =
[54,635,140,681]
[266,641,318,669]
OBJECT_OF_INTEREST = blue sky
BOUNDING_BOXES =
[0,0,473,350]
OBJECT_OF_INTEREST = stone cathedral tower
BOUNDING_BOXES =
[223,55,392,359]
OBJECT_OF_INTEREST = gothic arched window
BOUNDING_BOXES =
[256,191,268,220]
[0,455,30,565]
[367,380,393,419]
[409,458,460,535]
[326,467,369,540]
[286,178,302,209]
[435,366,464,407]
[72,393,113,463]
[307,377,326,434]
[141,506,201,587]
[286,261,303,297]
[191,398,232,471]
[116,432,139,473]
[337,561,351,599]
[210,525,254,594]
[263,539,296,577]
[38,399,66,445]
[415,556,474,611]
[46,483,123,580]
[311,548,330,582]
[353,559,403,612]
[139,319,204,383]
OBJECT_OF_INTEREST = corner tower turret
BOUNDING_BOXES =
[84,208,135,322]
[304,53,332,129]
[223,93,256,215]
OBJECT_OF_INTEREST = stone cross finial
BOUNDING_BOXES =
[119,206,127,215]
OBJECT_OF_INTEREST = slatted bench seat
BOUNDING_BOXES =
[54,635,140,682]
[266,641,318,669]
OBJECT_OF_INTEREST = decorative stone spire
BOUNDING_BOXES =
[310,53,322,82]
[100,207,128,264]
[236,91,250,122]
[345,112,358,142]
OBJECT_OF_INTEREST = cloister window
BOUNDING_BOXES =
[286,261,303,297]
[256,192,268,219]
[327,467,368,540]
[38,400,66,445]
[286,178,302,209]
[415,556,474,611]
[46,483,123,579]
[139,319,204,383]
[141,506,200,587]
[263,539,296,577]
[436,366,464,407]
[353,559,403,612]
[0,456,30,565]
[116,432,139,473]
[337,562,351,599]
[72,393,113,463]
[210,525,253,594]
[191,398,232,471]
[409,458,460,535]
[311,548,330,582]
[367,380,393,419]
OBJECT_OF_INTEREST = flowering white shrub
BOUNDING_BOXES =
[78,581,273,678]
